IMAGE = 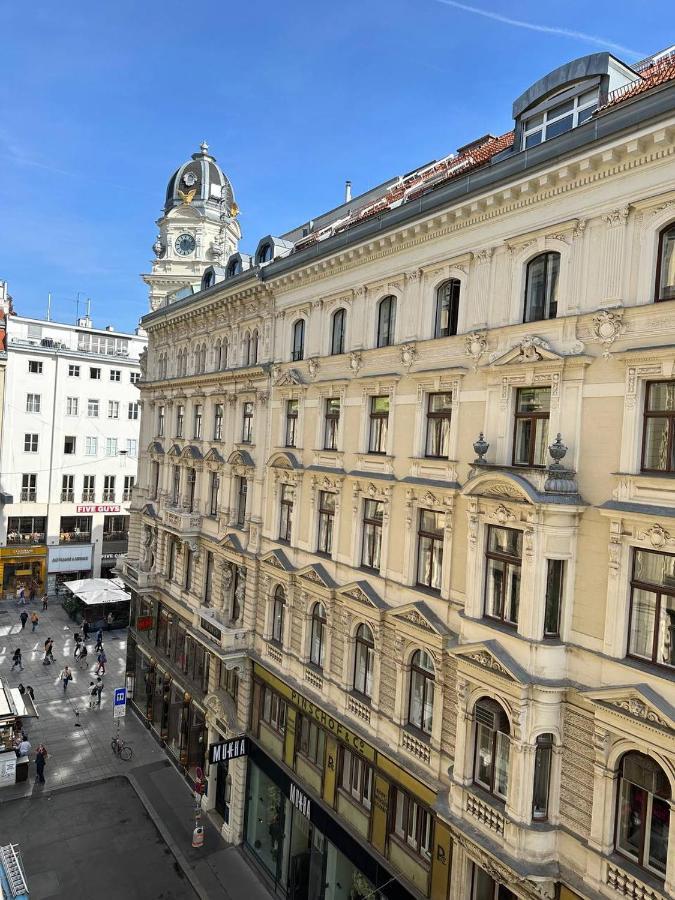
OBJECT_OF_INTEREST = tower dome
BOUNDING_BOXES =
[164,142,235,216]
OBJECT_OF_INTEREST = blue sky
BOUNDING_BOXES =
[0,1,669,331]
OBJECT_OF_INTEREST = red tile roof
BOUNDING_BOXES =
[601,51,675,109]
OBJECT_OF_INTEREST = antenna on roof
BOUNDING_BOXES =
[47,292,51,322]
[344,180,352,203]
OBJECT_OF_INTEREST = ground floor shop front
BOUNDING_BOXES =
[0,546,46,597]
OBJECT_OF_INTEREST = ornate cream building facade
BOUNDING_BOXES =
[121,48,675,900]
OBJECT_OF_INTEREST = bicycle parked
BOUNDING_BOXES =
[111,735,133,761]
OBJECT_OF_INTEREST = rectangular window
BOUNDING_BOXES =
[368,395,389,454]
[317,491,336,555]
[85,436,98,456]
[296,715,326,768]
[123,475,135,500]
[21,474,37,502]
[242,402,254,443]
[66,397,79,416]
[361,499,383,570]
[186,468,196,513]
[110,369,121,382]
[642,381,675,472]
[105,438,118,456]
[108,400,119,419]
[417,509,444,591]
[61,474,74,502]
[209,472,220,516]
[544,559,564,638]
[128,402,139,420]
[82,475,95,501]
[126,439,137,457]
[168,539,177,581]
[513,387,550,467]
[285,400,298,448]
[64,435,76,455]
[204,552,215,605]
[26,393,41,413]
[392,790,433,861]
[59,515,91,543]
[68,364,80,377]
[279,484,293,543]
[213,403,223,440]
[176,405,184,438]
[103,475,116,501]
[324,398,340,450]
[172,466,180,506]
[484,526,522,626]
[425,392,452,458]
[236,477,247,527]
[87,399,99,418]
[7,516,46,544]
[521,89,597,149]
[24,433,38,452]
[28,360,43,374]
[158,405,165,437]
[90,367,101,380]
[340,748,372,810]
[103,515,128,541]
[130,371,141,385]
[629,549,675,669]
[261,686,286,735]
[184,545,193,591]
[193,404,203,439]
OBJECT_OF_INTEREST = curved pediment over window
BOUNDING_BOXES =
[167,443,182,458]
[267,450,302,470]
[204,447,225,464]
[461,471,537,504]
[227,449,254,469]
[181,445,203,461]
[148,441,164,455]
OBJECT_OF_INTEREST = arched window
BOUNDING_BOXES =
[259,243,273,264]
[353,624,374,698]
[408,649,435,734]
[473,698,510,800]
[292,319,305,362]
[214,340,222,371]
[251,329,259,365]
[272,586,285,645]
[656,222,675,302]
[532,733,554,821]
[616,751,670,877]
[309,602,326,668]
[376,296,396,348]
[243,332,251,367]
[222,337,228,370]
[200,344,207,373]
[434,279,460,338]
[227,258,241,277]
[330,308,346,355]
[203,270,215,290]
[523,252,560,323]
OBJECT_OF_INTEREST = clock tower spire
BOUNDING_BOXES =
[143,142,240,311]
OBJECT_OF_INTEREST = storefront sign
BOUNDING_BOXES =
[200,617,222,640]
[289,690,373,760]
[0,546,46,559]
[289,782,311,820]
[209,736,248,764]
[136,615,154,631]
[48,544,94,573]
[101,552,124,560]
[76,504,121,513]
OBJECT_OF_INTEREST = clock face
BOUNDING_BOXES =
[175,233,196,256]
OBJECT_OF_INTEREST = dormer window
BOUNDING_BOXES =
[258,243,273,264]
[522,88,598,149]
[227,259,241,278]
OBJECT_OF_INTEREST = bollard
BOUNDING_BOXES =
[192,826,204,848]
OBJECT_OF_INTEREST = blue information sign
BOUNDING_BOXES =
[113,687,127,718]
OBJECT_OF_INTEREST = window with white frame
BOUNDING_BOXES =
[521,89,597,149]
[309,602,326,669]
[28,360,42,374]
[317,491,335,555]
[368,395,389,454]
[340,747,372,810]
[392,789,433,861]
[103,475,116,501]
[213,403,223,441]
[83,475,95,501]
[473,698,510,801]
[408,649,435,734]
[285,399,298,448]
[361,500,383,570]
[628,548,675,670]
[434,279,460,338]
[68,364,80,377]
[26,393,41,413]
[64,435,76,455]
[523,252,559,323]
[278,484,293,543]
[484,526,522,627]
[85,436,97,456]
[130,371,141,384]
[126,439,137,457]
[87,399,99,418]
[61,474,74,501]
[323,398,340,450]
[425,392,452,458]
[108,400,119,419]
[128,402,139,420]
[105,438,118,456]
[416,510,444,592]
[123,475,134,500]
[110,369,121,382]
[66,396,79,416]
[21,474,37,501]
[24,433,38,452]
[271,585,285,645]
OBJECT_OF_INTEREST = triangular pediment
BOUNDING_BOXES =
[296,563,335,589]
[204,447,225,464]
[274,368,303,387]
[147,441,164,455]
[390,601,449,636]
[451,641,525,683]
[490,335,563,366]
[584,686,675,734]
[167,443,182,457]
[181,444,203,461]
[141,503,158,519]
[336,581,387,610]
[219,532,245,553]
[260,549,294,572]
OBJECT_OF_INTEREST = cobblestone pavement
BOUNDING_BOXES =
[0,597,273,900]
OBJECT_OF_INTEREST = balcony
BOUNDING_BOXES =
[122,490,133,501]
[82,491,95,502]
[102,491,116,502]
[20,491,36,502]
[60,490,74,502]
[162,507,202,535]
[465,793,505,837]
[60,531,91,545]
[196,608,252,660]
[7,532,45,545]
[604,860,666,900]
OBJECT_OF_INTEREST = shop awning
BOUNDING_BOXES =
[63,577,130,606]
[9,690,38,720]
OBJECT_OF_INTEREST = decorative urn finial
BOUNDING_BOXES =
[473,433,489,463]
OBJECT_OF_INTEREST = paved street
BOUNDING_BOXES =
[0,597,273,900]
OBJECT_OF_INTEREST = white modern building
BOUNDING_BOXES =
[0,314,146,593]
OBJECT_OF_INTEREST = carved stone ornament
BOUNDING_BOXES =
[608,696,670,730]
[400,343,417,370]
[307,358,320,378]
[343,586,372,606]
[478,481,523,501]
[349,351,362,375]
[399,609,435,632]
[491,504,516,524]
[264,555,284,569]
[517,334,550,362]
[273,367,303,387]
[301,569,325,586]
[638,523,673,549]
[465,330,487,368]
[466,650,511,678]
[592,308,625,358]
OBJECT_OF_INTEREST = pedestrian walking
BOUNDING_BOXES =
[43,637,55,666]
[30,612,39,632]
[106,611,114,631]
[11,648,23,672]
[59,665,72,693]
[96,677,103,708]
[78,643,88,670]
[82,620,90,640]
[88,681,98,709]
[94,630,103,652]
[26,685,35,701]
[29,585,36,604]
[35,747,46,784]
[41,593,48,611]
[17,585,25,606]
[95,650,107,676]
[19,610,28,629]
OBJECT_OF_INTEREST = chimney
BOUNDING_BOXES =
[344,180,352,203]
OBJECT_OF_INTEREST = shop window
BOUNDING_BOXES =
[484,526,522,627]
[642,381,675,472]
[656,222,675,302]
[532,733,554,821]
[7,517,46,545]
[523,252,559,323]
[473,698,511,801]
[616,751,670,878]
[309,602,326,669]
[271,586,285,645]
[368,395,389,454]
[361,500,383,570]
[408,649,435,735]
[434,279,460,337]
[416,509,444,592]
[296,715,326,768]
[103,515,128,542]
[628,548,675,669]
[340,747,372,810]
[261,685,287,735]
[353,623,374,698]
[513,387,550,466]
[376,295,396,348]
[323,397,340,450]
[425,392,452,458]
[59,515,92,544]
[392,789,433,861]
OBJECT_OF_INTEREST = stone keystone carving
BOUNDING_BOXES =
[592,308,625,358]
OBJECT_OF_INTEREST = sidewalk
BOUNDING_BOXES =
[0,597,273,900]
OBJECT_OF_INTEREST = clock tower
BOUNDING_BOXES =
[143,142,240,311]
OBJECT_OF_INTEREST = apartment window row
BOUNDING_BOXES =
[154,604,209,693]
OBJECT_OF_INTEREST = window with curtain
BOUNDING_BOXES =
[340,747,373,810]
[642,381,675,472]
[616,751,670,877]
[473,698,511,801]
[408,649,435,734]
[532,733,554,821]
[361,500,383,570]
[278,484,293,543]
[376,296,396,347]
[291,319,305,361]
[417,509,444,592]
[484,526,522,626]
[655,222,675,302]
[309,602,326,669]
[523,252,560,323]
[513,387,550,466]
[323,398,340,450]
[628,548,675,669]
[317,491,336,555]
[425,392,452,458]
[353,623,374,698]
[368,395,389,454]
[434,279,460,337]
